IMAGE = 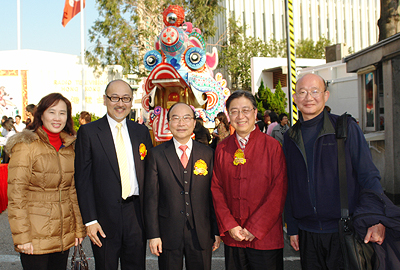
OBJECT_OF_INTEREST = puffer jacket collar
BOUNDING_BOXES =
[5,127,75,154]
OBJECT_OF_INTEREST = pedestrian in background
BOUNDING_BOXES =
[210,112,230,149]
[194,117,211,146]
[79,111,92,126]
[1,118,17,163]
[266,111,279,135]
[25,104,36,127]
[271,113,289,145]
[14,115,26,132]
[6,93,86,270]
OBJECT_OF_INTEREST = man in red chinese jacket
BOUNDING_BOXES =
[211,90,288,270]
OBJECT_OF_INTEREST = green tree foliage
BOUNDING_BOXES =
[220,16,272,91]
[273,81,288,115]
[255,80,288,115]
[296,37,331,58]
[220,16,331,92]
[255,80,274,115]
[86,0,223,76]
[73,112,101,132]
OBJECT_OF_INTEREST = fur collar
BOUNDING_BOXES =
[5,128,76,154]
[5,129,39,154]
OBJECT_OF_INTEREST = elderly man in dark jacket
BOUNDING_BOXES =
[283,74,385,269]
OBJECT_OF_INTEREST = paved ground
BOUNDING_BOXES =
[0,209,301,269]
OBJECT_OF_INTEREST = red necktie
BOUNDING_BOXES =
[179,145,188,168]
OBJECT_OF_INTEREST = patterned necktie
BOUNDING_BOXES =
[179,145,189,168]
[239,138,248,149]
[116,123,131,199]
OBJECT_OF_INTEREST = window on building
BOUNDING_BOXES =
[364,72,375,129]
[360,67,384,132]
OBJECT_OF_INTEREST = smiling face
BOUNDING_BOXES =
[104,80,133,122]
[294,74,330,121]
[228,96,257,138]
[41,100,67,134]
[168,103,196,144]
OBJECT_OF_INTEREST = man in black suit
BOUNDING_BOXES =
[144,102,221,270]
[74,80,153,270]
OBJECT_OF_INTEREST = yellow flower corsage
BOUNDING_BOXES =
[233,149,246,165]
[139,143,147,160]
[194,159,208,176]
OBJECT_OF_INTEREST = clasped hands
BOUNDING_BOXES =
[229,226,255,242]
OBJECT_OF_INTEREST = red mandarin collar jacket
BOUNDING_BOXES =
[211,127,287,250]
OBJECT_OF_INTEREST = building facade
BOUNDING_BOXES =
[209,0,380,54]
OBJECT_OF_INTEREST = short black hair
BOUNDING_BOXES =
[226,90,257,110]
[167,102,195,120]
[278,113,288,122]
[269,111,278,123]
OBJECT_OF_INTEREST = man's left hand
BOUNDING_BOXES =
[242,228,255,241]
[212,236,221,251]
[364,223,385,245]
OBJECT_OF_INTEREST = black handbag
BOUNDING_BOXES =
[71,243,89,270]
[336,113,378,270]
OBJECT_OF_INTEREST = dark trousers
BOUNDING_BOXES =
[20,250,69,270]
[298,229,344,270]
[224,245,283,270]
[92,196,145,270]
[158,221,212,270]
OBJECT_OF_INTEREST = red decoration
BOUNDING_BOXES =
[163,5,185,27]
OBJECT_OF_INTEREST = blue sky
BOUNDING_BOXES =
[0,0,99,55]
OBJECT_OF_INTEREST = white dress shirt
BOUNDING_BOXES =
[173,137,193,162]
[107,115,139,197]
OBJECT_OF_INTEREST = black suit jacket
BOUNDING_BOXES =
[144,139,218,250]
[74,115,153,238]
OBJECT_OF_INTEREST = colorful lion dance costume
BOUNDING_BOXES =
[141,5,230,142]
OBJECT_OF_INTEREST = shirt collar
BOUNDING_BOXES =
[235,126,255,143]
[173,137,193,151]
[107,114,127,130]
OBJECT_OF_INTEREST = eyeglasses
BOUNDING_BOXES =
[169,115,194,123]
[106,95,132,103]
[296,89,325,98]
[228,108,254,117]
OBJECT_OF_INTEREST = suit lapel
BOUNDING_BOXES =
[127,120,141,177]
[191,141,200,189]
[97,116,120,179]
[164,140,184,187]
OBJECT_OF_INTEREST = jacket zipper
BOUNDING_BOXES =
[56,149,64,252]
[293,131,335,231]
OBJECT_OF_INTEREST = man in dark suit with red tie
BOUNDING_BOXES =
[74,80,153,270]
[144,102,221,270]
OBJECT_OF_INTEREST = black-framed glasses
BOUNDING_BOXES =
[169,115,194,123]
[106,95,132,103]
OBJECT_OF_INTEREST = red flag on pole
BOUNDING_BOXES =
[62,0,86,27]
